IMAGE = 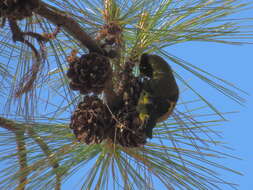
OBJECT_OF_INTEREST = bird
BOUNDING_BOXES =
[137,53,179,138]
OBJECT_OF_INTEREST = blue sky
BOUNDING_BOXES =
[169,41,253,190]
[166,2,253,188]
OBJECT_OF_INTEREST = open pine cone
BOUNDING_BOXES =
[116,61,143,106]
[67,52,111,94]
[109,61,147,147]
[112,80,146,147]
[112,107,146,147]
[70,96,112,145]
[0,0,39,20]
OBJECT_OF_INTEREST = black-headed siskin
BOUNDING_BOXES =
[137,53,179,138]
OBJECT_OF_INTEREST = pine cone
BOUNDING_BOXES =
[0,0,39,20]
[109,60,147,147]
[116,61,143,107]
[67,52,111,94]
[112,109,146,147]
[70,96,112,145]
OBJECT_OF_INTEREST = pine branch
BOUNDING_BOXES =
[15,131,28,190]
[0,117,61,190]
[0,117,19,131]
[26,128,61,190]
[35,1,104,54]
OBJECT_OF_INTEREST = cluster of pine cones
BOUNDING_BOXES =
[67,48,147,148]
[0,0,39,20]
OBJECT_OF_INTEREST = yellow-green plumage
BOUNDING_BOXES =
[137,53,179,138]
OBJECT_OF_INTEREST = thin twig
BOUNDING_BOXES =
[8,19,44,97]
[9,19,60,97]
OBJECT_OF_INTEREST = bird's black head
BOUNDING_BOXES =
[140,53,153,78]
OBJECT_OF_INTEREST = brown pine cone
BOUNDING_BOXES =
[107,60,147,147]
[70,96,113,145]
[111,109,146,147]
[67,52,111,94]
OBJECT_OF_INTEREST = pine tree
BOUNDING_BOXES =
[0,0,251,189]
